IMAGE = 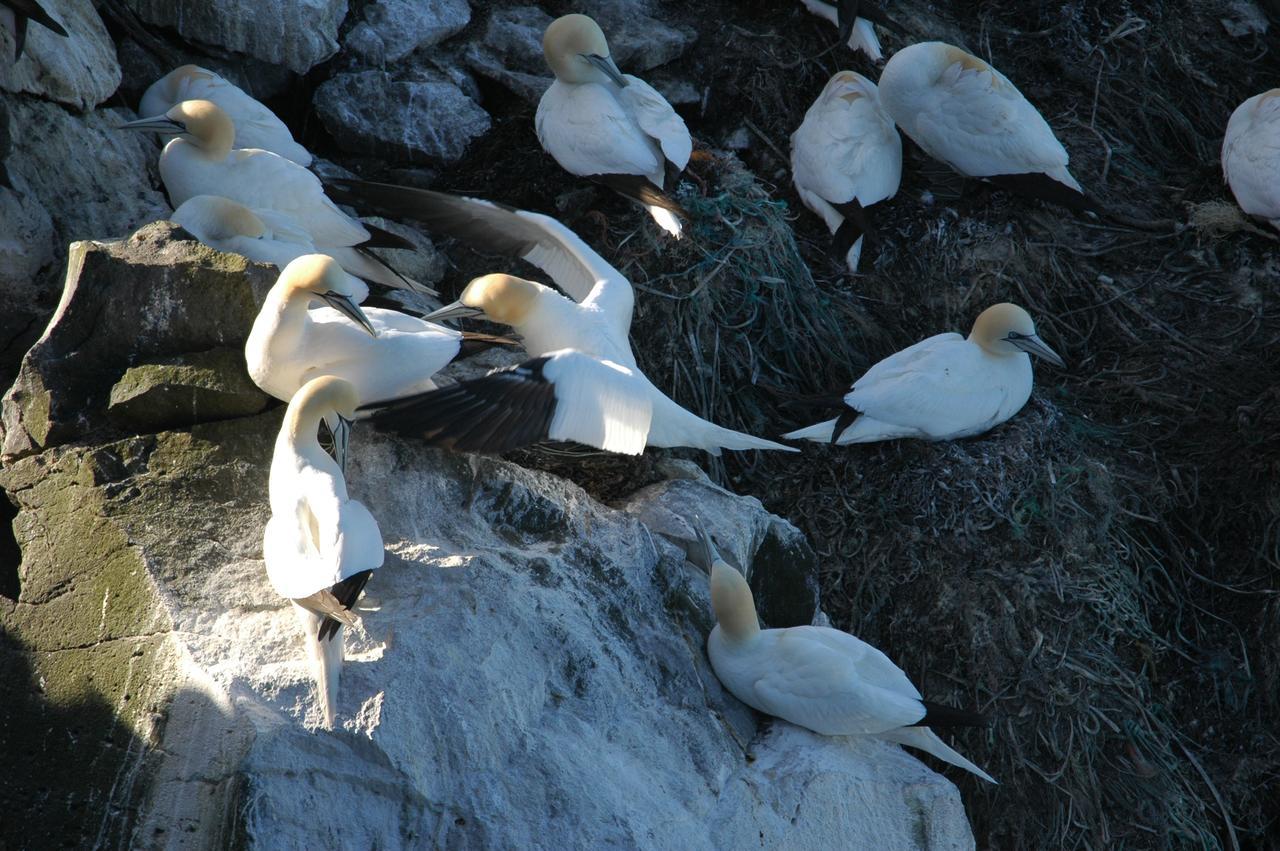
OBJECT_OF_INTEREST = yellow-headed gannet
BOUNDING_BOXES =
[170,195,436,300]
[797,0,902,62]
[692,521,996,783]
[784,303,1064,444]
[1,0,66,61]
[141,65,312,166]
[323,181,796,456]
[878,42,1093,212]
[1223,90,1280,231]
[265,375,384,728]
[536,13,691,238]
[791,71,901,272]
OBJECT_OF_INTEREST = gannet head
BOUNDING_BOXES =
[543,14,628,87]
[279,254,378,338]
[173,195,265,241]
[297,375,360,422]
[820,70,877,105]
[970,303,1065,367]
[423,274,542,328]
[119,99,235,158]
[694,519,761,641]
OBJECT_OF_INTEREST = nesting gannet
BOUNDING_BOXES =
[264,375,384,728]
[536,13,692,238]
[141,65,312,166]
[170,195,435,299]
[878,42,1092,212]
[1,0,67,61]
[1222,90,1280,231]
[791,71,902,272]
[692,521,996,783]
[797,0,901,62]
[784,303,1064,444]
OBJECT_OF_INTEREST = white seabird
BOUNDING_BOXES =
[536,13,692,238]
[797,0,902,62]
[170,195,435,299]
[264,375,384,728]
[784,303,1064,444]
[692,521,996,783]
[878,41,1093,212]
[1222,89,1280,231]
[325,181,796,456]
[140,65,312,166]
[791,71,902,272]
[1,0,66,62]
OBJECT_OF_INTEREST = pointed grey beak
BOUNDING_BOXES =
[333,414,352,474]
[119,115,187,135]
[321,291,378,337]
[692,517,719,575]
[1012,334,1065,368]
[423,300,483,324]
[583,53,628,88]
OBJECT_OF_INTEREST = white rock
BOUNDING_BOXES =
[0,0,120,110]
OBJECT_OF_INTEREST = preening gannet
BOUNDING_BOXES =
[692,521,996,783]
[536,13,692,238]
[797,0,902,62]
[1,0,67,62]
[264,375,384,728]
[1222,90,1280,231]
[170,195,435,299]
[791,71,902,272]
[878,42,1092,212]
[784,303,1064,444]
[140,65,312,166]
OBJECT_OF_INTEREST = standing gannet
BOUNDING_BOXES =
[791,71,902,272]
[797,0,901,61]
[535,13,692,238]
[1222,90,1280,231]
[141,65,312,166]
[170,195,436,299]
[785,303,1064,444]
[878,42,1092,212]
[1,0,66,61]
[692,521,996,783]
[265,375,384,728]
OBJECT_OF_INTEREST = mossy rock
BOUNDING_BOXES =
[108,347,271,431]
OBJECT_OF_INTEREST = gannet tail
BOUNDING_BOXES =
[846,18,882,61]
[783,414,917,444]
[704,425,800,454]
[647,204,683,238]
[878,726,998,784]
[294,603,344,729]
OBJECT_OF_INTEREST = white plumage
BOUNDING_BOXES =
[1222,89,1280,230]
[797,0,884,61]
[140,65,312,166]
[791,71,902,271]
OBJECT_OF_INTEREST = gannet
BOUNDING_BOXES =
[1222,90,1280,231]
[784,303,1064,444]
[692,521,996,783]
[536,13,692,237]
[791,71,901,272]
[1,0,66,61]
[264,375,384,728]
[140,65,312,166]
[170,195,435,299]
[797,0,901,61]
[878,42,1092,212]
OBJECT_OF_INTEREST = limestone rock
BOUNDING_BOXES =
[0,0,120,110]
[107,347,271,431]
[580,0,697,71]
[314,70,491,165]
[464,6,554,102]
[345,0,471,64]
[122,0,348,74]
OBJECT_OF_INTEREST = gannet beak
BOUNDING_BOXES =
[119,115,187,135]
[321,291,378,337]
[422,300,484,324]
[1012,334,1066,368]
[333,414,353,474]
[692,517,720,574]
[583,53,628,88]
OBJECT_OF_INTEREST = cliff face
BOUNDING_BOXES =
[0,231,975,850]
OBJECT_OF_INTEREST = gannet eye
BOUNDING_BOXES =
[1005,331,1025,341]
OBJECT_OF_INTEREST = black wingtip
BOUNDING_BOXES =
[985,172,1103,216]
[360,222,417,251]
[590,173,689,220]
[912,700,990,728]
[829,406,860,444]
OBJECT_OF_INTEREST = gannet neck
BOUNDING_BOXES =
[543,14,618,85]
[171,99,235,160]
[283,376,359,450]
[710,562,761,642]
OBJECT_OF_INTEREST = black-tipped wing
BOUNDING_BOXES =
[360,222,416,251]
[985,171,1100,214]
[590,172,688,219]
[316,569,374,642]
[910,700,989,728]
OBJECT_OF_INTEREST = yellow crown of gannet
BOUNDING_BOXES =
[692,521,996,783]
[1222,90,1280,231]
[535,13,692,238]
[791,71,902,272]
[785,303,1065,444]
[797,0,902,61]
[1,0,67,62]
[878,42,1091,211]
[141,65,312,166]
[264,375,384,728]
